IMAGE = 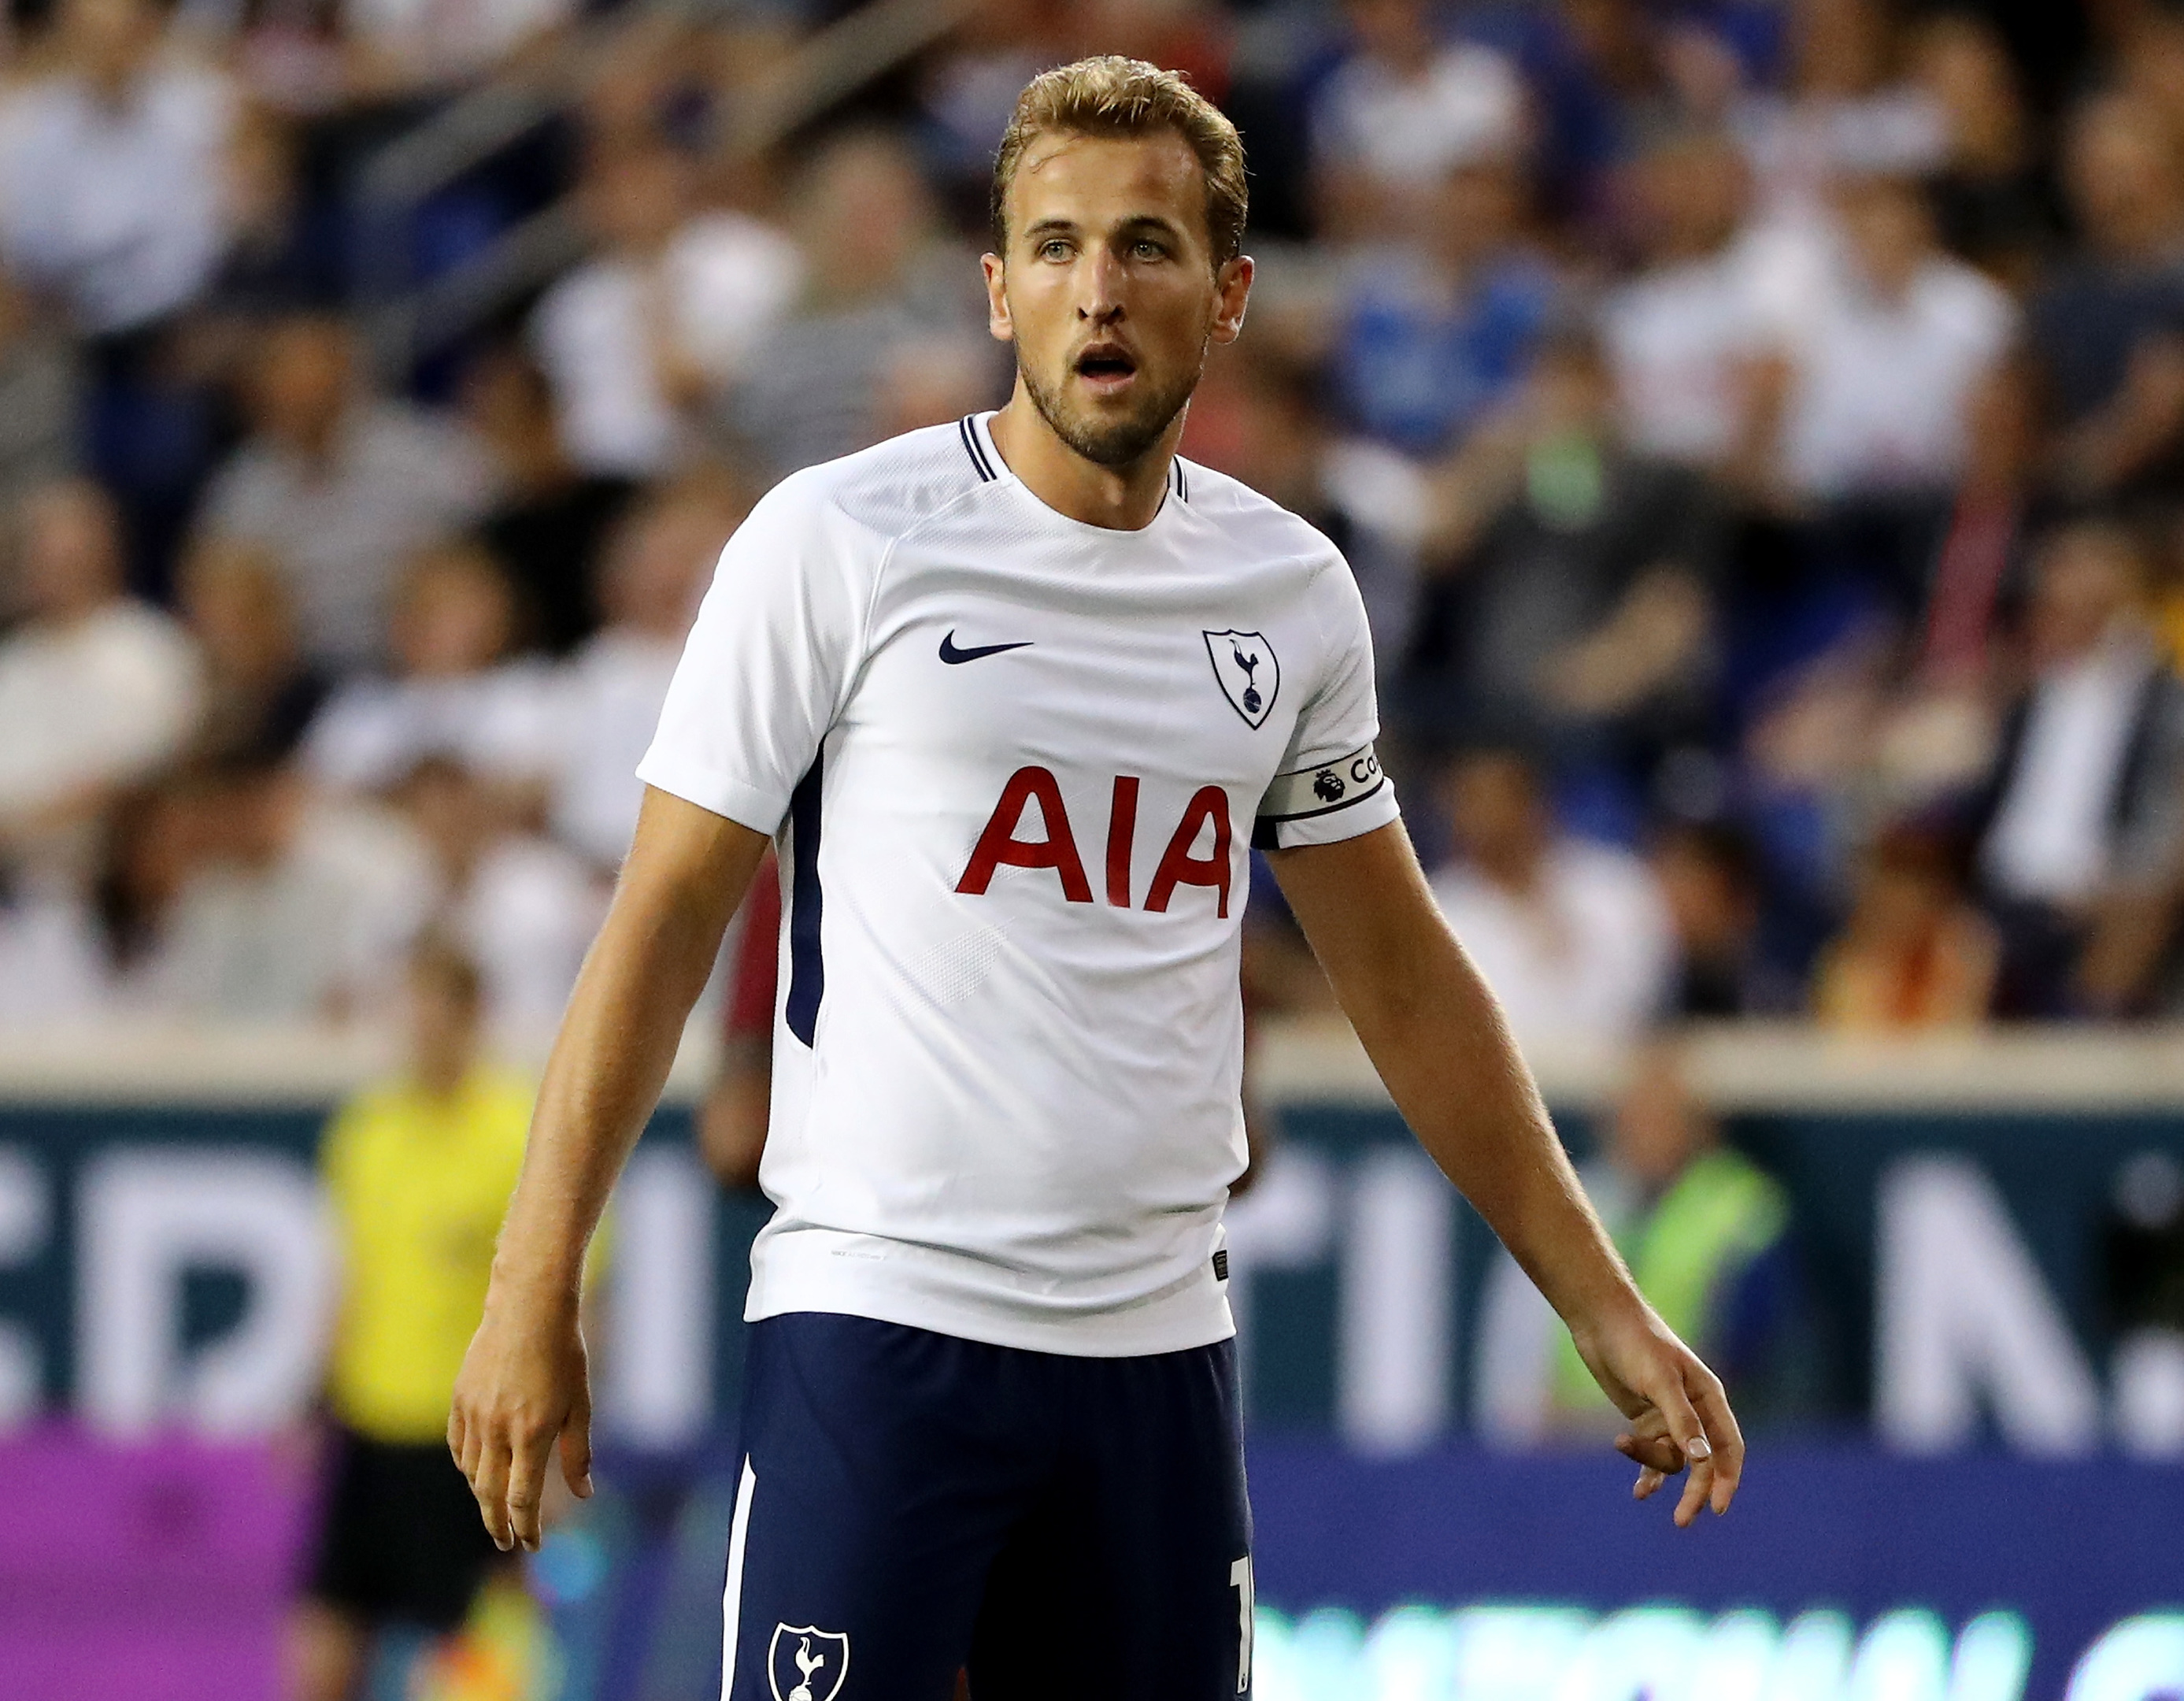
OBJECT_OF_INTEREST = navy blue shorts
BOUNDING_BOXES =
[720,1312,1255,1700]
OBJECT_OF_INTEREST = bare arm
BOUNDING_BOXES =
[450,786,771,1551]
[1268,821,1744,1525]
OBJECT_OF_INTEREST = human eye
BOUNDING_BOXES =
[1038,237,1073,261]
[1131,238,1168,261]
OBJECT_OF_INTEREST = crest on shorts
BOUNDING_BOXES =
[768,1624,850,1701]
[1203,629,1280,729]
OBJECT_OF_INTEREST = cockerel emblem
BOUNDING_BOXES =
[768,1624,850,1701]
[1202,628,1281,729]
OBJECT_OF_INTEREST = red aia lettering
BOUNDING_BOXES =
[956,765,1094,902]
[1144,786,1233,918]
[1106,776,1140,908]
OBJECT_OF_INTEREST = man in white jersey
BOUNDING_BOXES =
[450,58,1745,1700]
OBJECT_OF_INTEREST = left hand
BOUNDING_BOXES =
[1570,1303,1745,1529]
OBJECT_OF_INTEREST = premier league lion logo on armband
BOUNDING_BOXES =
[768,1625,850,1701]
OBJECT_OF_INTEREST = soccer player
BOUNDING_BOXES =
[450,57,1745,1699]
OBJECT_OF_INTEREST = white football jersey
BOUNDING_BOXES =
[638,412,1399,1354]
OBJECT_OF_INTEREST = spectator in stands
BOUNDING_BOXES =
[393,758,604,1047]
[302,543,557,796]
[531,139,801,483]
[465,345,635,656]
[144,755,431,1019]
[1425,747,1675,1047]
[290,933,534,1701]
[1767,170,2016,619]
[1650,819,1793,1017]
[341,0,574,100]
[1730,0,1944,247]
[1204,354,1428,670]
[1598,124,1788,483]
[1971,521,2184,1017]
[2033,94,2184,504]
[198,313,494,670]
[0,274,80,617]
[0,0,231,336]
[191,106,342,361]
[0,481,202,881]
[1545,1040,1800,1425]
[724,129,985,477]
[176,537,328,763]
[1909,13,2060,288]
[549,485,735,870]
[1814,821,1997,1028]
[1405,330,1722,784]
[0,0,236,584]
[1474,1037,1805,1442]
[1331,152,1560,458]
[1309,0,1524,243]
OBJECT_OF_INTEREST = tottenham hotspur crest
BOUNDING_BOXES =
[1203,629,1280,729]
[768,1624,850,1701]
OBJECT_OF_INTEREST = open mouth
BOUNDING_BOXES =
[1074,344,1138,388]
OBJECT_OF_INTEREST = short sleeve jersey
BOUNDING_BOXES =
[639,412,1399,1355]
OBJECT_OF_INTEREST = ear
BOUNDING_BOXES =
[982,253,1015,344]
[1209,254,1253,347]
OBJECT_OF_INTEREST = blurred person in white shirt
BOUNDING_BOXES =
[721,129,990,477]
[394,756,605,1048]
[1730,0,1945,272]
[199,313,495,671]
[1599,126,1793,484]
[0,480,202,878]
[302,543,557,797]
[549,484,738,870]
[1753,169,2017,622]
[0,0,234,340]
[143,754,435,1021]
[340,0,572,98]
[1309,0,1526,243]
[1427,747,1675,1047]
[1770,172,2015,507]
[532,139,802,481]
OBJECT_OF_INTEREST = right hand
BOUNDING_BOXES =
[447,1277,593,1553]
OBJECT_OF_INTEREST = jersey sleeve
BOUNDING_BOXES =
[1252,555,1401,851]
[636,476,874,836]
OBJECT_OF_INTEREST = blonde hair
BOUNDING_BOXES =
[991,56,1248,268]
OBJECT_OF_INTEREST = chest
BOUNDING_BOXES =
[843,527,1314,798]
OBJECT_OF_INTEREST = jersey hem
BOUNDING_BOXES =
[745,1228,1237,1358]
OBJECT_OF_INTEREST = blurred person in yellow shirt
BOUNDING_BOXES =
[287,932,533,1701]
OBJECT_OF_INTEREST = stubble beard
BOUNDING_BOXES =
[1018,344,1203,469]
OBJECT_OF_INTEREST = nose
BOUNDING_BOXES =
[1076,246,1126,324]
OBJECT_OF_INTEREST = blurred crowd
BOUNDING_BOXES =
[9,0,2184,1042]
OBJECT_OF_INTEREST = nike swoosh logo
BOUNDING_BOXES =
[939,631,1034,665]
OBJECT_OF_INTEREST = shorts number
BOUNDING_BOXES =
[1230,1555,1254,1694]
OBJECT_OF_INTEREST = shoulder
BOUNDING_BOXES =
[1173,459,1346,572]
[742,419,996,551]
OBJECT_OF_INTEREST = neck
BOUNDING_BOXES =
[987,379,1182,532]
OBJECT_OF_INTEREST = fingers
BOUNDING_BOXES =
[559,1380,594,1501]
[506,1428,550,1554]
[469,1433,515,1552]
[1673,1444,1714,1529]
[1691,1371,1747,1516]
